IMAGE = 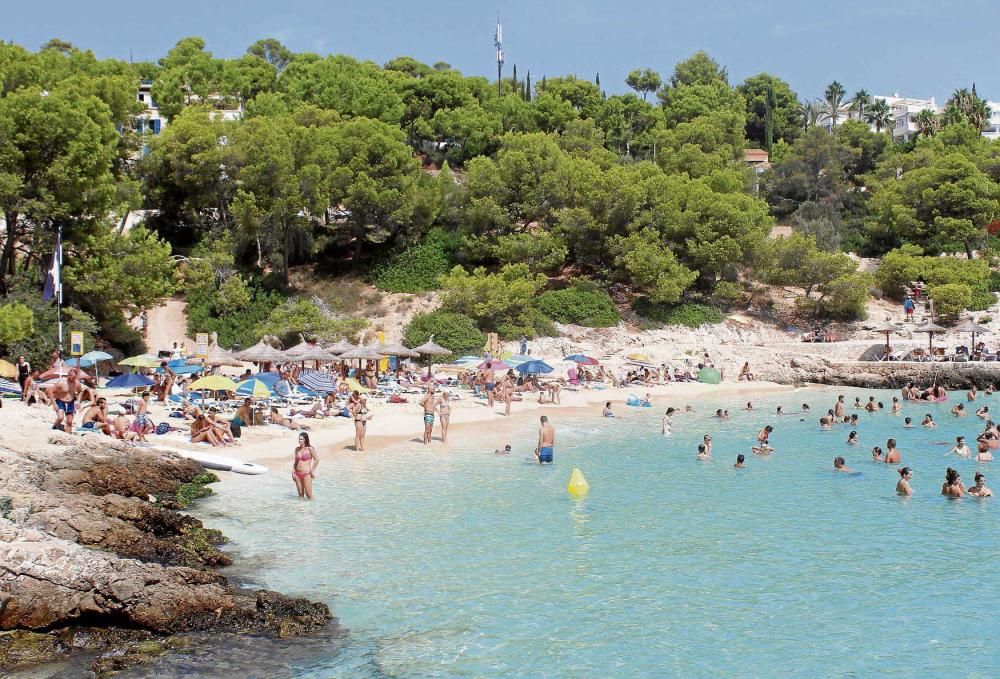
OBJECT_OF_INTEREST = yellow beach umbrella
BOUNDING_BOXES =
[625,353,650,362]
[0,359,17,379]
[344,377,370,394]
[120,354,162,368]
[188,375,238,392]
[235,378,273,399]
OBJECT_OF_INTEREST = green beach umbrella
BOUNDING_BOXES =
[698,367,722,384]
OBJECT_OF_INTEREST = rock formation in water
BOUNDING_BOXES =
[0,434,332,673]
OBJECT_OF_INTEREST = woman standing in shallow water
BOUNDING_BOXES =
[896,467,913,496]
[292,432,319,500]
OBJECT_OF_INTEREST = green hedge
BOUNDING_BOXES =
[372,229,458,293]
[631,300,725,328]
[403,310,485,360]
[534,281,619,327]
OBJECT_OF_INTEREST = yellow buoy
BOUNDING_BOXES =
[567,468,589,498]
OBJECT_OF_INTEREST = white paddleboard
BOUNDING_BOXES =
[156,446,269,475]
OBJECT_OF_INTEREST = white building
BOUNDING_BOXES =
[871,94,938,142]
[134,80,166,137]
[981,101,1000,141]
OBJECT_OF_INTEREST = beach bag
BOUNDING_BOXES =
[230,422,242,439]
[155,422,170,435]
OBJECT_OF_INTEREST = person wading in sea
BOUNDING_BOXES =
[535,416,555,464]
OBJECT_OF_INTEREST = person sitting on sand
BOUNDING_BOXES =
[190,414,224,446]
[233,398,255,427]
[976,440,994,462]
[847,431,858,445]
[921,414,936,428]
[270,406,308,431]
[941,468,964,498]
[206,409,236,444]
[833,456,853,472]
[871,446,884,462]
[896,467,914,496]
[112,409,137,442]
[884,439,901,464]
[968,472,993,497]
[948,436,972,458]
[80,398,112,435]
[739,362,754,381]
[952,403,967,417]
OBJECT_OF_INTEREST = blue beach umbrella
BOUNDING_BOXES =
[251,371,282,386]
[106,373,155,389]
[515,360,553,374]
[64,357,95,368]
[0,378,22,395]
[235,378,274,398]
[299,370,337,394]
[82,351,113,362]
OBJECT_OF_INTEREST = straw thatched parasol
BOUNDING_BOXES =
[235,339,285,364]
[413,335,450,375]
[914,322,947,354]
[203,345,244,368]
[338,346,386,361]
[955,318,990,353]
[296,345,339,362]
[870,319,903,358]
[376,341,419,358]
[282,338,313,359]
[327,339,357,355]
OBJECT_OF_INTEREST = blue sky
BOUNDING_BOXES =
[5,0,997,103]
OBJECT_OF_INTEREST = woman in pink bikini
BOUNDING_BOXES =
[292,432,319,500]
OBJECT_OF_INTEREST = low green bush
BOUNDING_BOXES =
[185,284,284,349]
[930,283,973,322]
[631,300,725,327]
[710,281,743,306]
[372,228,459,293]
[876,246,991,299]
[820,272,872,321]
[534,280,619,327]
[403,310,485,360]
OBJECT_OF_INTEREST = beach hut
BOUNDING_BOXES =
[413,336,450,376]
[914,322,947,356]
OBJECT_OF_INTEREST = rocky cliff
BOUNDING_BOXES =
[0,434,332,674]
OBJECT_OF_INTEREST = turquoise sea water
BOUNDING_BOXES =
[137,387,998,677]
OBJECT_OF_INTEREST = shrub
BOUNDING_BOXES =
[876,246,991,300]
[256,299,367,347]
[372,228,457,293]
[820,272,873,321]
[185,284,284,349]
[969,286,996,311]
[631,300,725,327]
[710,281,743,307]
[930,283,973,322]
[0,302,34,346]
[439,264,548,336]
[534,280,619,327]
[403,310,485,360]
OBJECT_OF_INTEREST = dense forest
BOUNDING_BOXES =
[1,37,999,363]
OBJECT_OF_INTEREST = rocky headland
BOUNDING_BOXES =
[0,433,333,675]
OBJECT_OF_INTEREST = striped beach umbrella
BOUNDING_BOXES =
[299,370,337,394]
[235,378,274,398]
[0,377,22,395]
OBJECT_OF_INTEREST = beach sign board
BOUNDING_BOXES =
[70,331,83,356]
[196,333,209,359]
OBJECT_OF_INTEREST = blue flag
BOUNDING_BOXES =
[42,232,62,302]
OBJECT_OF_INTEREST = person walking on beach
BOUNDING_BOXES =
[437,390,452,443]
[350,393,368,451]
[45,368,83,433]
[292,432,319,500]
[483,365,496,408]
[419,385,436,444]
[535,416,555,464]
[16,355,30,397]
[903,295,915,321]
[501,377,514,416]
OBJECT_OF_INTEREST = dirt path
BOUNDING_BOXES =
[143,297,191,354]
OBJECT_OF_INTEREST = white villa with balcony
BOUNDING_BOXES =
[870,94,938,142]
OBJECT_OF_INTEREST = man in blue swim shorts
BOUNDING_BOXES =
[535,415,555,464]
[419,385,437,445]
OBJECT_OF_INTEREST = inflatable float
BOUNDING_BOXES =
[626,395,652,407]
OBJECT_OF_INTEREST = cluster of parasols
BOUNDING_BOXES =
[872,317,991,358]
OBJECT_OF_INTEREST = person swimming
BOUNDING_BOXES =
[734,454,746,469]
[891,397,901,414]
[885,439,901,464]
[896,467,913,496]
[776,405,784,415]
[871,446,884,462]
[494,444,512,454]
[941,468,964,498]
[833,456,853,472]
[603,401,615,417]
[968,472,993,497]
[696,443,711,461]
[847,431,858,445]
[976,440,994,462]
[947,436,972,458]
[921,414,936,428]
[662,408,674,435]
[903,417,914,428]
[746,402,753,410]
[951,403,967,417]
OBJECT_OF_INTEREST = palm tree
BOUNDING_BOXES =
[914,109,939,137]
[864,98,893,134]
[823,81,847,131]
[798,98,825,130]
[849,89,871,121]
[969,98,991,131]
